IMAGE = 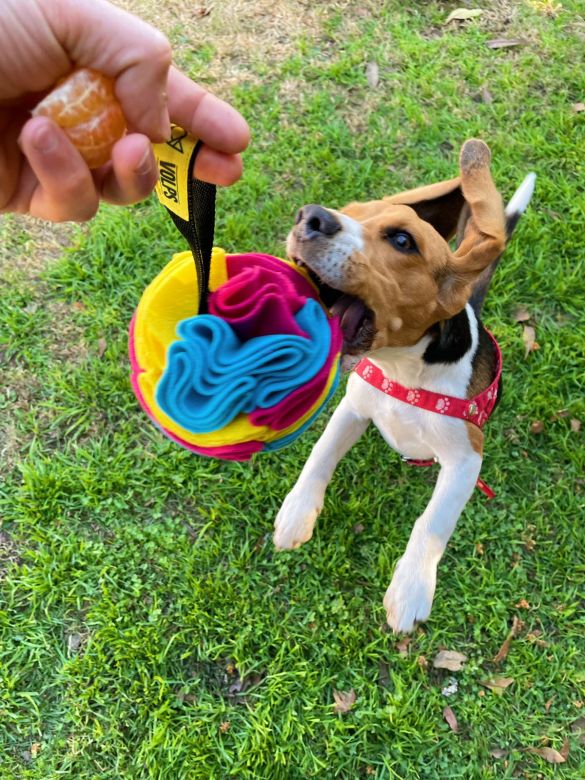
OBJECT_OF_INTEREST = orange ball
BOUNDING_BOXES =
[32,68,126,169]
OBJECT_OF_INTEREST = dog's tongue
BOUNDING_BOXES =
[331,295,368,343]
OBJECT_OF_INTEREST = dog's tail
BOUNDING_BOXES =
[466,172,536,315]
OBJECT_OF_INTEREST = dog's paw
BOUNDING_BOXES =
[273,489,322,550]
[383,557,436,634]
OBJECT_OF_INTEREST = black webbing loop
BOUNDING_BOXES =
[163,140,216,314]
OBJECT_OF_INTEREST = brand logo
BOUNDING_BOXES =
[159,160,179,203]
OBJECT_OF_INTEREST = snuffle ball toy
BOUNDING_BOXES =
[35,70,342,460]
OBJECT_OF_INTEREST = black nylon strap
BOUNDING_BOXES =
[164,140,216,314]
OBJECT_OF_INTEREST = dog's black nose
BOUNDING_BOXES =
[298,204,341,239]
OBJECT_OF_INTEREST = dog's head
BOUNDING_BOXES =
[287,139,506,354]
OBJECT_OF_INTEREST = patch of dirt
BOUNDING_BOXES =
[0,530,22,580]
[0,214,78,279]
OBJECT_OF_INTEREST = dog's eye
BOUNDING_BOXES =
[386,230,417,253]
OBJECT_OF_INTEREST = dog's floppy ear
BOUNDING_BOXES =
[438,140,506,315]
[385,176,464,240]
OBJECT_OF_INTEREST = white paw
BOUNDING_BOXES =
[383,557,436,633]
[273,489,322,550]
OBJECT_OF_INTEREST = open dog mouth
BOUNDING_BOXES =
[293,257,375,355]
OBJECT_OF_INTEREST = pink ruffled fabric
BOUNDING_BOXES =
[209,264,307,340]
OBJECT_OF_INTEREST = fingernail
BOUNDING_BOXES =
[31,123,59,154]
[135,147,155,178]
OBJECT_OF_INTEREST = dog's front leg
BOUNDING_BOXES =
[384,453,482,633]
[273,397,369,550]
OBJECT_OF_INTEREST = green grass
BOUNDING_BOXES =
[1,1,584,777]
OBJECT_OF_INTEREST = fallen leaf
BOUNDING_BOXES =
[444,8,484,24]
[433,650,468,671]
[378,661,391,688]
[530,421,544,434]
[67,633,82,653]
[489,747,508,759]
[522,325,539,357]
[544,696,555,711]
[333,688,356,714]
[219,720,231,733]
[493,616,523,664]
[480,676,514,694]
[417,655,429,670]
[572,102,585,113]
[487,38,529,49]
[195,6,211,17]
[475,542,485,555]
[570,715,585,745]
[571,418,581,432]
[560,737,570,760]
[72,301,86,311]
[443,705,459,732]
[31,743,41,758]
[551,409,570,420]
[366,61,379,88]
[515,598,530,609]
[97,337,107,358]
[513,306,531,322]
[526,746,566,764]
[396,637,411,656]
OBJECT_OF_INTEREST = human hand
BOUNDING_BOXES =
[0,0,250,222]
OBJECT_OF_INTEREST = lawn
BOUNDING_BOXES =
[1,1,584,777]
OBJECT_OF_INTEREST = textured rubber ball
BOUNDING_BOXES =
[32,68,126,168]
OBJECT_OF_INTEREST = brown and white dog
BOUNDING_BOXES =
[273,139,535,633]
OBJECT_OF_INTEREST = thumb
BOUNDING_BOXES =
[40,0,172,141]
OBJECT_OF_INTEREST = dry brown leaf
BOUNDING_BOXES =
[333,688,356,714]
[530,421,544,435]
[487,38,529,49]
[475,542,485,555]
[570,715,585,745]
[396,637,411,656]
[433,650,468,671]
[526,746,566,764]
[513,306,531,322]
[30,743,41,758]
[522,325,539,357]
[443,705,459,733]
[560,737,570,760]
[444,8,483,24]
[417,655,429,670]
[493,616,523,664]
[479,676,514,695]
[515,599,530,609]
[219,720,231,733]
[572,102,585,113]
[571,418,581,432]
[97,337,107,358]
[366,61,379,88]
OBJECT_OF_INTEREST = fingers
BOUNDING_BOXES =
[194,147,244,187]
[166,67,250,155]
[17,115,99,221]
[97,133,158,205]
[43,0,172,140]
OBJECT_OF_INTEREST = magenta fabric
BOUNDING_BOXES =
[249,316,342,430]
[226,253,319,301]
[209,265,308,340]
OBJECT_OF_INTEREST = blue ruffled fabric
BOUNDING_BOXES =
[156,299,331,434]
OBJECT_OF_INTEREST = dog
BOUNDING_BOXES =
[273,139,535,633]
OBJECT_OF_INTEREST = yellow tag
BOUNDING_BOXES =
[153,125,198,222]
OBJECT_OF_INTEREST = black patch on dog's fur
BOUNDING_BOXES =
[423,308,472,364]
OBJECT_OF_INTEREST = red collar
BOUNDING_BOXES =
[354,330,502,430]
[354,331,503,499]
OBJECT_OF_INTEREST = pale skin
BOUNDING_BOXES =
[0,0,250,222]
